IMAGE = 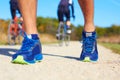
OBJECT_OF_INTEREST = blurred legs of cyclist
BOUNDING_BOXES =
[56,6,71,39]
[10,0,22,23]
[12,0,43,64]
[78,0,98,62]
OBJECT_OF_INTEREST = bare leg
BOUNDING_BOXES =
[66,21,71,28]
[78,0,95,32]
[78,0,98,62]
[18,0,38,34]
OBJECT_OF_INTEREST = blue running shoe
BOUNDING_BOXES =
[12,31,43,64]
[80,31,98,62]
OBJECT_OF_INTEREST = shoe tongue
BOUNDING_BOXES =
[27,35,32,39]
[27,34,39,40]
[85,32,92,37]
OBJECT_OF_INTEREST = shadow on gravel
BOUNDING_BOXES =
[0,48,80,61]
[0,48,18,57]
[43,53,80,61]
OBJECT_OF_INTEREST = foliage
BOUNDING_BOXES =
[96,25,120,37]
[37,17,58,35]
[0,17,120,43]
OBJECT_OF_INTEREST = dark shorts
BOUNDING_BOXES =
[57,6,70,22]
[10,1,21,19]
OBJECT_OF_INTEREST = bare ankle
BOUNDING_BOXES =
[84,24,95,32]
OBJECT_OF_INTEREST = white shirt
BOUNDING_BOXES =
[69,0,72,4]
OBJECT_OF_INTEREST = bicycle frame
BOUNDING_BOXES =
[8,16,24,45]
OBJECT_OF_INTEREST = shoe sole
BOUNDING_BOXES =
[12,54,42,64]
[81,57,98,62]
[12,56,30,64]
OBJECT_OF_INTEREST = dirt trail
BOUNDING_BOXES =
[0,41,120,80]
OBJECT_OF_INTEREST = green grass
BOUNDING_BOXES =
[100,42,120,55]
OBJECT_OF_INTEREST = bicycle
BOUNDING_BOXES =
[8,16,24,45]
[56,22,71,46]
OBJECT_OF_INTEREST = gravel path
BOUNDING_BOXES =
[0,41,120,80]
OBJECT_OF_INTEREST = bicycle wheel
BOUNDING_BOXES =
[16,24,23,44]
[64,34,70,46]
[58,25,64,46]
[63,24,70,46]
[8,21,16,45]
